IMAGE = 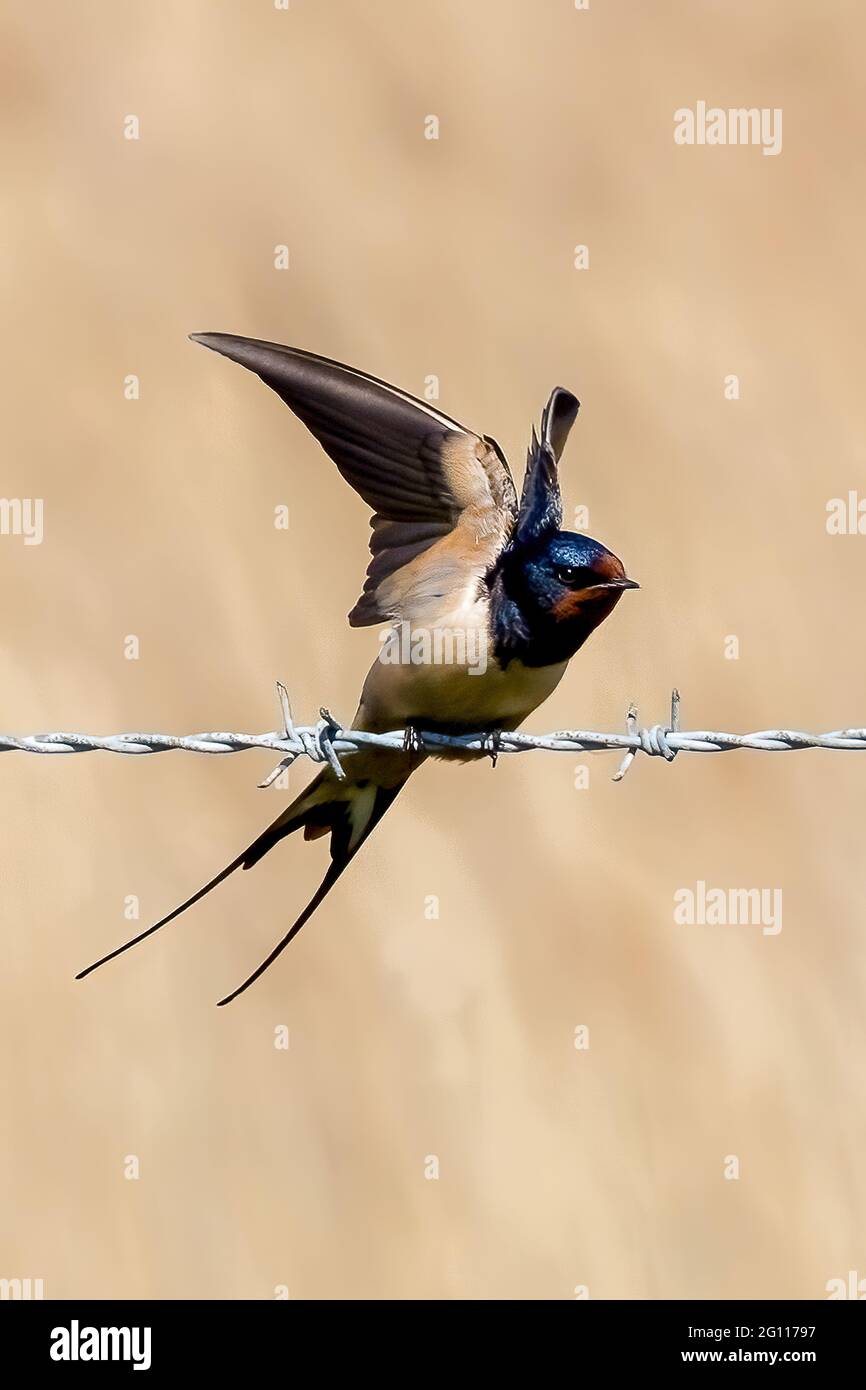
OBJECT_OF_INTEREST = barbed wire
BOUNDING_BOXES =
[0,685,864,784]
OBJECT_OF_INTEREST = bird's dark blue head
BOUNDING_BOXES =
[487,385,638,667]
[489,530,639,668]
[522,531,638,621]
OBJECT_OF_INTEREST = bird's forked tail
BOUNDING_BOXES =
[75,770,406,1005]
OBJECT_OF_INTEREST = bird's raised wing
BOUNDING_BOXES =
[191,334,518,626]
[514,387,579,544]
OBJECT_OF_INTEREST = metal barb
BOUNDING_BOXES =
[316,708,347,781]
[276,681,295,737]
[612,690,681,782]
[258,680,299,788]
[612,704,640,782]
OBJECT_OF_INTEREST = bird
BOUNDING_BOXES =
[77,334,638,1005]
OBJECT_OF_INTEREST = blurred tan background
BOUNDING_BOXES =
[1,0,864,1300]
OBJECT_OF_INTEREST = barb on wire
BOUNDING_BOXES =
[0,685,865,784]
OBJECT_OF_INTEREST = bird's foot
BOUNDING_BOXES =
[482,728,504,768]
[402,723,425,755]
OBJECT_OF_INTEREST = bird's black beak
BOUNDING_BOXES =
[576,576,640,602]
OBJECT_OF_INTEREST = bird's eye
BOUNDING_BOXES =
[555,565,578,585]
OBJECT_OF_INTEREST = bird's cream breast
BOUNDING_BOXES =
[355,597,568,732]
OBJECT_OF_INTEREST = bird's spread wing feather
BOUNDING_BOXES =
[191,334,518,625]
[514,386,579,544]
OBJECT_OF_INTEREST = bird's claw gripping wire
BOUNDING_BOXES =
[402,724,425,755]
[482,728,504,767]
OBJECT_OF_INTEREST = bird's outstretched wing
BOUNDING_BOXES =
[191,334,518,625]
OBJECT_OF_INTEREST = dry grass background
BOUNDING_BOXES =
[1,0,864,1299]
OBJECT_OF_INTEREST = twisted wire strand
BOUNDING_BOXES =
[0,685,863,783]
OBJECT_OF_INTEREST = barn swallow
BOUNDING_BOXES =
[78,335,638,1004]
